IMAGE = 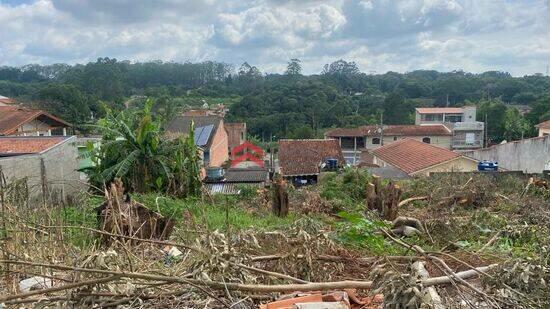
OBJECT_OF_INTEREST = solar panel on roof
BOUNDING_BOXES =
[194,124,214,147]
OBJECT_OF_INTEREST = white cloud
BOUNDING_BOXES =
[0,0,549,76]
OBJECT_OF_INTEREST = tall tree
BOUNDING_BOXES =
[285,58,302,76]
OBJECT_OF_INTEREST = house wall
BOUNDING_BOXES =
[463,135,550,173]
[0,137,83,205]
[225,123,246,153]
[411,157,479,177]
[13,119,62,136]
[538,128,550,137]
[363,135,451,150]
[208,120,229,167]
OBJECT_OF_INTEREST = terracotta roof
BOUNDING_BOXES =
[325,124,451,138]
[278,139,345,176]
[535,120,550,130]
[415,107,463,114]
[372,138,462,175]
[0,136,67,156]
[0,106,71,135]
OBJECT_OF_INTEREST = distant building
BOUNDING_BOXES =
[0,95,16,106]
[225,122,247,155]
[203,167,269,195]
[415,106,484,151]
[325,124,452,165]
[277,139,345,185]
[165,115,228,168]
[535,120,550,137]
[371,138,478,177]
[0,106,71,136]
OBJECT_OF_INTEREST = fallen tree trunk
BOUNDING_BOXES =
[412,261,445,309]
[2,260,498,293]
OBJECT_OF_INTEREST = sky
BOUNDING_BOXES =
[0,0,549,76]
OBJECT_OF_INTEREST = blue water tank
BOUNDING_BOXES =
[326,158,338,169]
[478,160,498,171]
[206,167,225,180]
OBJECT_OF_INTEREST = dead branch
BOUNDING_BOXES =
[398,196,428,207]
[0,275,120,302]
[1,259,498,293]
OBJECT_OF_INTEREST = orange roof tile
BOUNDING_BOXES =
[372,138,461,174]
[278,139,345,176]
[0,137,67,155]
[0,106,71,135]
[535,120,550,130]
[415,107,463,114]
[325,124,451,137]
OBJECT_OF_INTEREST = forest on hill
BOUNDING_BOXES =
[1,58,549,143]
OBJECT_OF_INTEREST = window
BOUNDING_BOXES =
[423,114,443,122]
[445,115,463,123]
[422,137,431,144]
[372,137,381,145]
[393,136,398,141]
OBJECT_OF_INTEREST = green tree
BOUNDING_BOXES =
[83,100,201,197]
[477,99,507,144]
[285,58,302,76]
[503,108,531,141]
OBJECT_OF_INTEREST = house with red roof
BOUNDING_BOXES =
[325,124,452,165]
[277,139,345,185]
[371,138,478,177]
[0,106,72,136]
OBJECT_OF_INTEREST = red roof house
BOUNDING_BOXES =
[0,106,71,136]
[278,139,344,177]
[371,138,478,176]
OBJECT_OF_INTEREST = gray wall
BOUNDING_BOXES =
[0,136,84,205]
[463,135,550,173]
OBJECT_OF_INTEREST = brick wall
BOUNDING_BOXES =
[207,120,229,167]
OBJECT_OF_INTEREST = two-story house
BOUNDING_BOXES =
[325,124,452,165]
[415,106,484,151]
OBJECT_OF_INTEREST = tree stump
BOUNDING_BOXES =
[272,175,289,217]
[366,175,402,221]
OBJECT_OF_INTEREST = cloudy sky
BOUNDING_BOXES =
[1,0,549,76]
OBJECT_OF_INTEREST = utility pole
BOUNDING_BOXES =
[484,114,488,148]
[380,112,384,146]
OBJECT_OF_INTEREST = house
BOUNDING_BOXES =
[535,120,550,137]
[0,95,16,106]
[325,124,452,165]
[0,136,82,203]
[278,139,345,185]
[225,122,247,154]
[203,167,269,195]
[0,106,71,136]
[371,138,479,177]
[415,106,484,151]
[165,115,228,167]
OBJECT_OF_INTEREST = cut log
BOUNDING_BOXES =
[412,261,445,309]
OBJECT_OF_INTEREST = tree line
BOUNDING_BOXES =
[1,58,549,143]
